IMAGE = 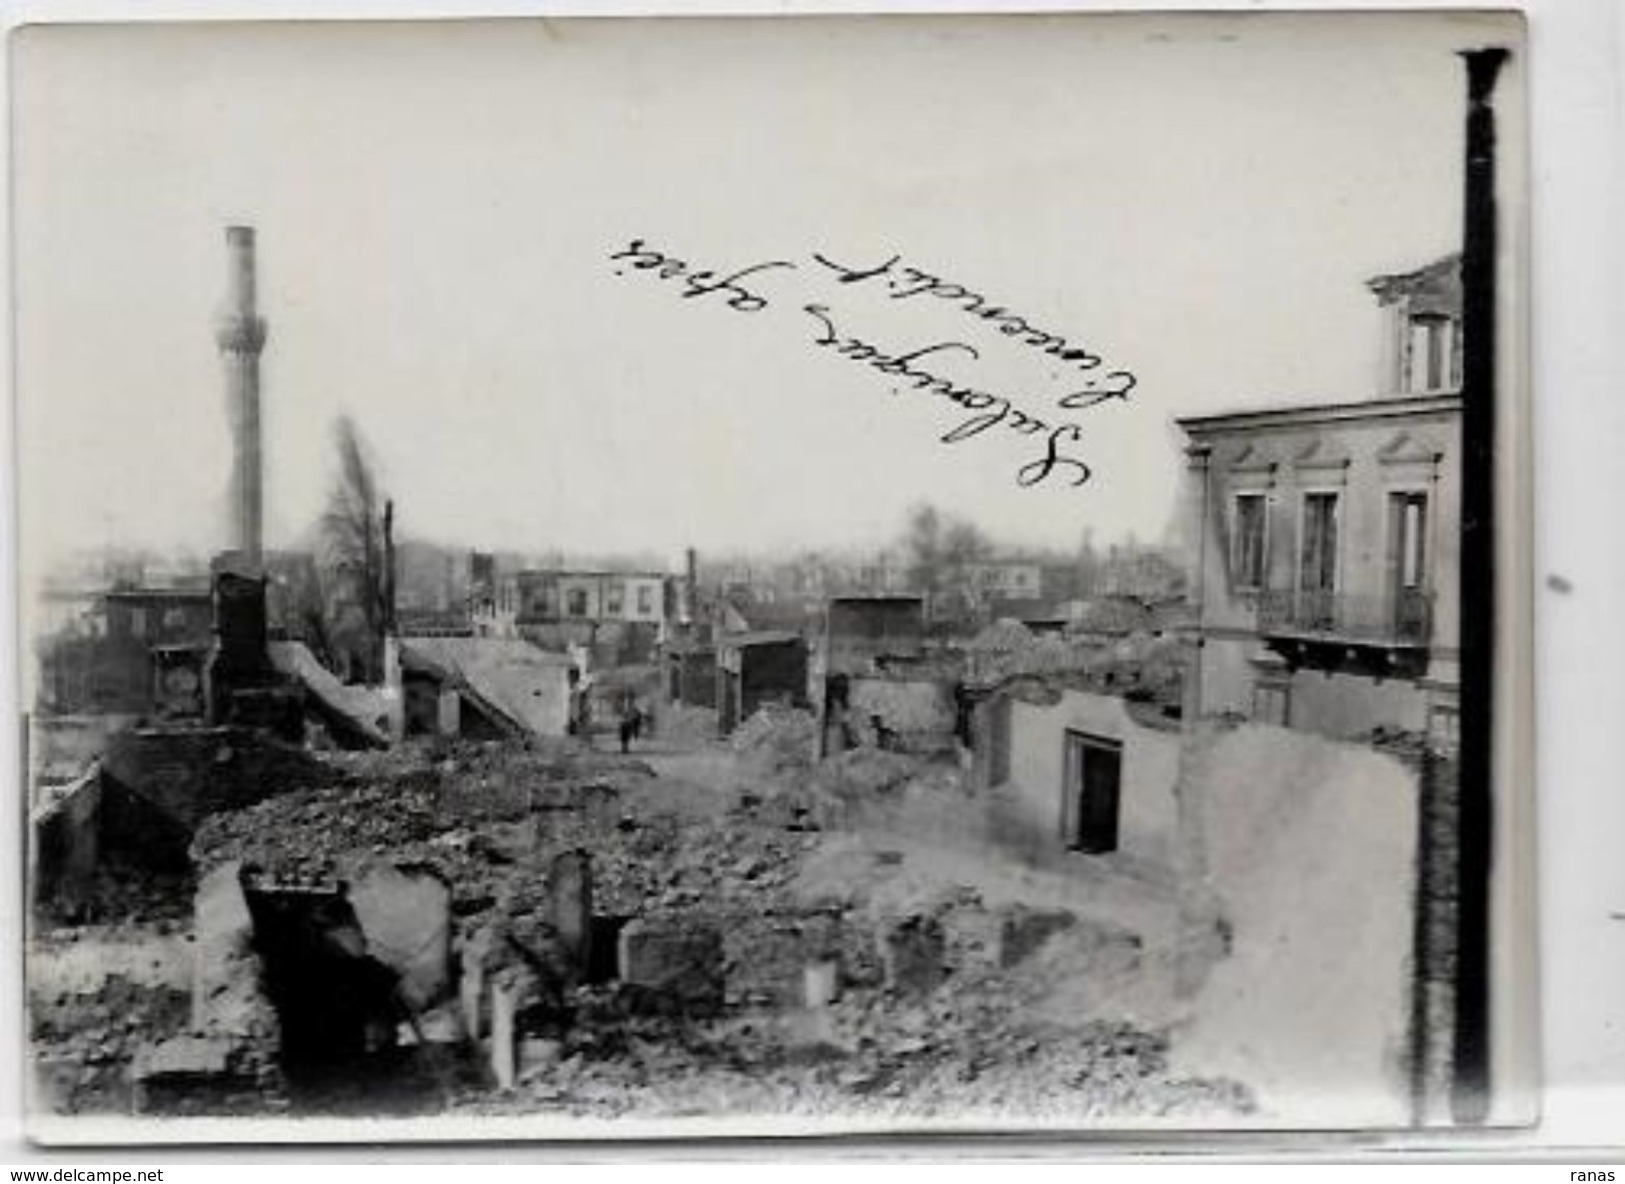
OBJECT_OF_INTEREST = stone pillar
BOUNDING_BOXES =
[437,688,461,737]
[382,634,404,743]
[489,975,517,1090]
[803,960,839,1010]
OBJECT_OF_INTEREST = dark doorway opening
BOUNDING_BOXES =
[586,914,631,985]
[240,873,451,1112]
[1062,732,1122,854]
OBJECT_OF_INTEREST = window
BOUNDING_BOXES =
[566,588,589,618]
[128,607,148,639]
[606,587,625,617]
[637,586,654,615]
[1299,492,1339,627]
[1387,491,1429,640]
[1231,494,1267,590]
[1062,731,1122,854]
[1408,316,1457,393]
[1392,493,1427,590]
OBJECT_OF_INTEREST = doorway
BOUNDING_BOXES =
[1062,732,1123,854]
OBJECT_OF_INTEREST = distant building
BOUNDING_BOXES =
[514,569,669,630]
[1096,545,1184,603]
[964,561,1044,603]
[1179,255,1461,747]
[38,587,214,717]
[819,595,927,677]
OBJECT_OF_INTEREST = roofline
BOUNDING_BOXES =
[1177,392,1461,436]
[828,595,925,605]
[103,587,214,601]
[513,569,671,581]
[717,630,805,647]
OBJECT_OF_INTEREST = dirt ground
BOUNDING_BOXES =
[29,707,1253,1125]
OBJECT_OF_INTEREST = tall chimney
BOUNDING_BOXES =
[216,226,268,568]
[685,546,699,625]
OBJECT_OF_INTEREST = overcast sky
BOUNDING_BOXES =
[13,12,1516,582]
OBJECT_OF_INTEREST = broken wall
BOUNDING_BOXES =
[670,649,717,709]
[1286,667,1430,737]
[1171,722,1418,1126]
[720,640,808,733]
[28,714,139,800]
[990,689,1182,882]
[32,765,196,921]
[1197,638,1433,739]
[101,726,334,834]
[31,770,103,908]
[845,675,959,756]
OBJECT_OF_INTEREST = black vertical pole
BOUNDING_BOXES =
[1454,45,1508,1126]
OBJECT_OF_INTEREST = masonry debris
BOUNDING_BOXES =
[28,719,1266,1122]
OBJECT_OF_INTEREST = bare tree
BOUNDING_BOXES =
[318,416,393,682]
[902,503,994,624]
[902,504,944,600]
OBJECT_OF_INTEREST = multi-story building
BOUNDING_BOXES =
[1178,255,1462,746]
[513,569,668,629]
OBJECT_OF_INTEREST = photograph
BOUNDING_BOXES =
[11,10,1536,1142]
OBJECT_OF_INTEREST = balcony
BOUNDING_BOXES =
[1254,589,1432,679]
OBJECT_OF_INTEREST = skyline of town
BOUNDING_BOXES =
[14,16,1474,585]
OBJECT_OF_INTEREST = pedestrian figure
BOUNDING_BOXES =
[618,707,636,754]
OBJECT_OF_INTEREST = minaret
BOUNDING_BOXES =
[215,226,269,568]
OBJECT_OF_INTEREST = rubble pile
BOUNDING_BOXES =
[729,706,818,774]
[655,703,722,746]
[35,732,1252,1123]
[794,749,983,843]
[31,972,191,1114]
[450,962,1249,1122]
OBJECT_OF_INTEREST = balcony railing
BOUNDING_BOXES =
[1255,588,1433,646]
